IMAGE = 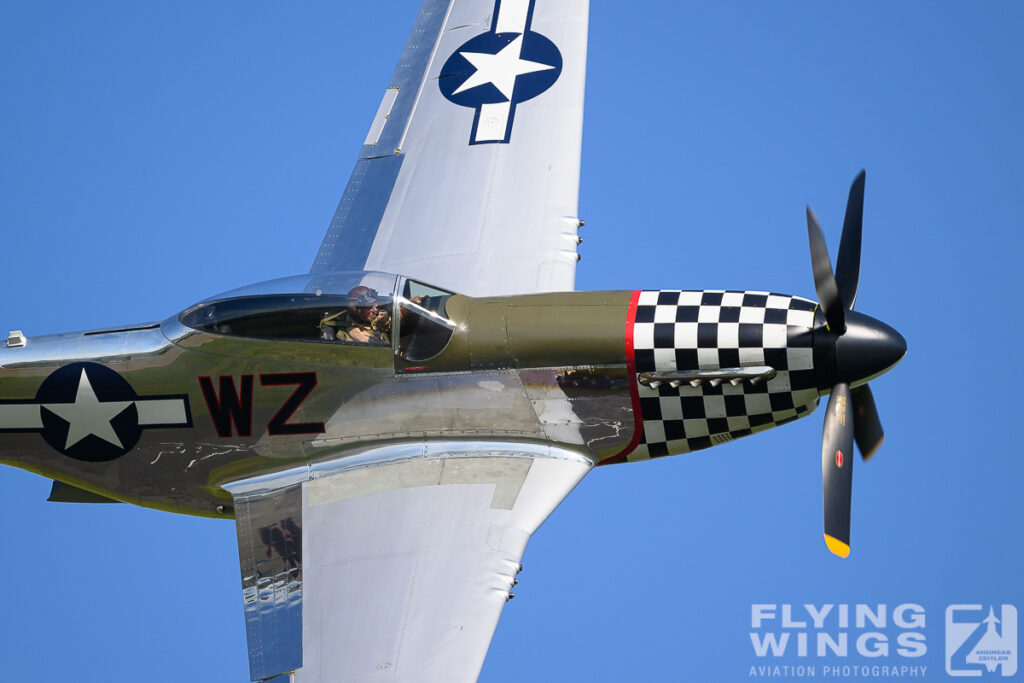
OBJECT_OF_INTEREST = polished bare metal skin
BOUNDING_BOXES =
[0,270,854,517]
[0,269,853,525]
[0,272,639,516]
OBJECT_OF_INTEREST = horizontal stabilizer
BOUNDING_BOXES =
[638,366,777,389]
[48,481,121,504]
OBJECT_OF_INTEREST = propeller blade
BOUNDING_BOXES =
[822,382,854,558]
[806,207,846,334]
[851,383,884,460]
[835,170,866,310]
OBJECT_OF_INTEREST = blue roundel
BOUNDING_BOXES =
[439,31,562,107]
[37,362,141,462]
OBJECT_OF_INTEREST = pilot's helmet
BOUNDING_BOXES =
[347,286,383,322]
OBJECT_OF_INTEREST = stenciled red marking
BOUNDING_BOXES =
[600,290,644,466]
[835,450,844,468]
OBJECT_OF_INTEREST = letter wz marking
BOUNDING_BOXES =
[198,375,254,437]
[260,373,325,436]
[198,373,324,437]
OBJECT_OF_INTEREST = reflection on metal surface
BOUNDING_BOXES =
[0,325,175,369]
[228,482,303,681]
[0,281,824,517]
[0,282,644,521]
[308,456,533,511]
[311,156,405,273]
[310,0,451,273]
[224,440,591,682]
[520,367,635,462]
[311,368,545,451]
[260,518,301,571]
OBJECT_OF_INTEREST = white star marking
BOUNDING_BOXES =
[453,34,555,101]
[44,369,133,449]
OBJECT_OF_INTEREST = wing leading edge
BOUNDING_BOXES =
[226,442,591,682]
[311,0,589,296]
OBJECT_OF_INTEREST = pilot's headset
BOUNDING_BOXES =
[347,286,382,323]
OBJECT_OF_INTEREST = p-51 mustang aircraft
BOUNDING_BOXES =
[0,0,905,681]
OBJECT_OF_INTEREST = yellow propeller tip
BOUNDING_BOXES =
[862,435,884,461]
[825,534,851,558]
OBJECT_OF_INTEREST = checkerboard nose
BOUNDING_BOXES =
[628,289,823,460]
[633,290,819,376]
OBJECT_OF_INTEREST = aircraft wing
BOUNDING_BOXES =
[310,0,589,296]
[226,445,591,682]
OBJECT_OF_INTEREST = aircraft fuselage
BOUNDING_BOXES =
[0,278,872,518]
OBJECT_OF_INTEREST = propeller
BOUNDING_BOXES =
[805,171,906,558]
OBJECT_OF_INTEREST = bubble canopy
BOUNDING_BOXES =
[178,271,458,360]
[200,271,400,301]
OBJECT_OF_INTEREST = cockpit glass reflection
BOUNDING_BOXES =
[178,272,459,355]
[179,271,401,347]
[180,290,395,347]
[398,280,456,361]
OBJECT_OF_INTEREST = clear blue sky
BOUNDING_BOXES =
[1,2,1021,681]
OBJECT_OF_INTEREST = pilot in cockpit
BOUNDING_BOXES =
[319,286,391,344]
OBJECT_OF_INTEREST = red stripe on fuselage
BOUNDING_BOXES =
[601,289,644,465]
